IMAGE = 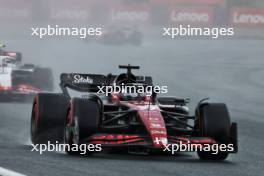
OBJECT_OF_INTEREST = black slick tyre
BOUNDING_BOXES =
[196,103,231,160]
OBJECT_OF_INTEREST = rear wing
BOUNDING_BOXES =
[60,72,153,97]
[0,51,22,62]
[60,73,108,93]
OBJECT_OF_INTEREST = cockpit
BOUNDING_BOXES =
[114,65,139,85]
[109,65,154,102]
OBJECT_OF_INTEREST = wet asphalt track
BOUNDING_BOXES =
[0,39,264,176]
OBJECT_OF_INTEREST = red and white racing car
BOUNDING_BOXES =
[31,65,238,160]
[0,45,53,101]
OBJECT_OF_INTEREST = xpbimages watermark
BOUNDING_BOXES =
[31,25,102,39]
[31,141,102,155]
[163,25,234,39]
[154,138,234,154]
[96,83,168,96]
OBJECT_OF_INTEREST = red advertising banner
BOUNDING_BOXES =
[151,0,225,5]
[169,7,214,25]
[46,0,92,22]
[0,0,32,21]
[109,4,151,23]
[231,8,264,27]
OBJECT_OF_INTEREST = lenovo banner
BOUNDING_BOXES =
[231,8,264,27]
[46,0,92,22]
[151,0,225,5]
[109,4,151,24]
[0,0,32,22]
[169,7,214,25]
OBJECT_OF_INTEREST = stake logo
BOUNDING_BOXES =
[73,75,93,84]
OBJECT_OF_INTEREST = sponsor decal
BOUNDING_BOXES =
[154,137,168,145]
[148,117,160,121]
[150,123,162,128]
[138,105,159,111]
[73,75,93,84]
[151,130,166,135]
[231,8,264,26]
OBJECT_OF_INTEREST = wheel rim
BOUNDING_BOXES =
[31,103,37,142]
[65,110,79,145]
[65,111,73,144]
[72,116,79,144]
[65,122,71,144]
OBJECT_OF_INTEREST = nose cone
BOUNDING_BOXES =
[137,108,168,148]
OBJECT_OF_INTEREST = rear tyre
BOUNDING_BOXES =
[31,93,68,144]
[195,103,231,160]
[65,98,101,155]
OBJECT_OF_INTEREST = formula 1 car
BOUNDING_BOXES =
[87,26,143,46]
[101,26,143,46]
[30,65,238,160]
[0,45,53,101]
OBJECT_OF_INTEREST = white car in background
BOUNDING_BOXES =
[0,45,54,102]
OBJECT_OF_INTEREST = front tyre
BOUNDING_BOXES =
[195,103,231,160]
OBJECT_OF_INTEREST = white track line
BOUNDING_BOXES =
[0,167,26,176]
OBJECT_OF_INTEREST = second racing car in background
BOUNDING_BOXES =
[100,26,143,46]
[0,44,54,101]
[86,26,143,46]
